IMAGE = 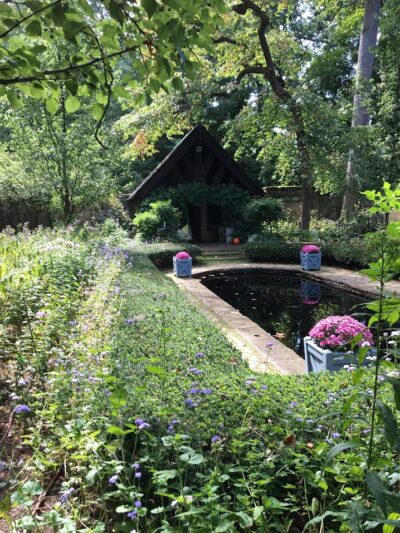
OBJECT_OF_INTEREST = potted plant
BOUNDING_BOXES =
[173,251,192,277]
[304,315,375,373]
[300,244,321,271]
[300,280,321,305]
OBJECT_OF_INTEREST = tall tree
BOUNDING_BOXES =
[340,0,382,221]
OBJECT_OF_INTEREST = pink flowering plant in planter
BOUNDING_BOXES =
[175,251,191,260]
[300,244,321,271]
[309,315,374,352]
[173,251,192,277]
[301,244,321,253]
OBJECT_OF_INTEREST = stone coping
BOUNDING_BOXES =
[167,262,400,376]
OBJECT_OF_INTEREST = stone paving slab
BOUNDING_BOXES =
[167,262,400,376]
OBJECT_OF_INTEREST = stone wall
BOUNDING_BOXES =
[264,186,342,220]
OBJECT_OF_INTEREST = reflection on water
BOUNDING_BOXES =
[198,270,369,358]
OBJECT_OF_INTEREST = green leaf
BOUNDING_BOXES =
[386,377,400,411]
[90,103,104,120]
[146,365,166,376]
[215,521,235,532]
[235,511,253,527]
[116,505,133,513]
[253,506,264,520]
[65,95,81,113]
[325,442,362,464]
[109,387,127,409]
[171,77,184,91]
[45,97,59,115]
[7,90,22,109]
[106,425,128,436]
[150,506,165,514]
[26,20,42,36]
[142,0,158,17]
[366,470,388,517]
[377,401,400,452]
[152,469,177,483]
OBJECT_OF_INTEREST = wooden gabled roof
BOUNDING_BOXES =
[127,124,263,201]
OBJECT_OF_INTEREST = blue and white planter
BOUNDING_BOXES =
[173,256,192,277]
[300,280,321,302]
[304,336,376,373]
[300,251,321,271]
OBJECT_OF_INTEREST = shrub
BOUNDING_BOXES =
[243,197,285,234]
[243,235,300,262]
[133,200,180,241]
[141,242,203,267]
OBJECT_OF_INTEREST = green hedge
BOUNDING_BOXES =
[244,236,373,267]
[139,242,203,267]
[243,237,300,263]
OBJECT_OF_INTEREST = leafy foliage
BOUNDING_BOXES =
[133,200,180,241]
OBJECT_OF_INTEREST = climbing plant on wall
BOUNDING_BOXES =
[141,183,251,226]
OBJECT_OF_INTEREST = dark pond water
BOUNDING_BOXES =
[197,269,370,358]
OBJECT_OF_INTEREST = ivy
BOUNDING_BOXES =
[142,183,251,225]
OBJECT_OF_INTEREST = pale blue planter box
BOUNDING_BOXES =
[173,257,192,277]
[300,280,321,302]
[300,251,321,271]
[304,337,376,373]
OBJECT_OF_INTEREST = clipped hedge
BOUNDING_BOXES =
[244,235,373,267]
[243,237,300,263]
[140,242,203,267]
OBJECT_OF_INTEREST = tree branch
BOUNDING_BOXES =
[213,36,242,46]
[236,65,267,82]
[237,0,290,101]
[0,0,62,39]
[0,45,139,86]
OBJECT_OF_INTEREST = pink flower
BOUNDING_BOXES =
[301,244,320,253]
[309,315,373,350]
[175,251,191,260]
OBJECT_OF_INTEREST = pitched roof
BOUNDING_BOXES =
[127,124,263,201]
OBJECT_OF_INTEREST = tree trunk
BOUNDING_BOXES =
[340,0,382,221]
[60,92,72,224]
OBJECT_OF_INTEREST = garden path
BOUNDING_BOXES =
[168,262,400,376]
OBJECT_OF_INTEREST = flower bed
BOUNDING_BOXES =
[1,224,398,532]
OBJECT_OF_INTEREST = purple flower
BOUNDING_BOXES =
[188,367,203,376]
[131,463,140,470]
[290,401,298,408]
[134,500,142,508]
[60,487,75,504]
[135,418,150,430]
[13,404,31,414]
[332,432,340,439]
[125,318,134,325]
[261,385,268,390]
[127,510,138,520]
[108,474,118,485]
[185,399,197,408]
[135,472,142,479]
[195,352,205,359]
[211,435,220,444]
[266,342,274,347]
[35,310,46,319]
[200,388,212,395]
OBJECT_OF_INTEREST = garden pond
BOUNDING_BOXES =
[197,269,370,357]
